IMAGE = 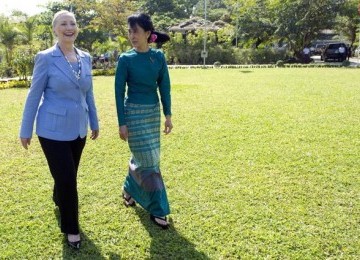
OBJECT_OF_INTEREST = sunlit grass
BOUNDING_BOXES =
[1,68,359,259]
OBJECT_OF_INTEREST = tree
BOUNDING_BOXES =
[33,10,55,50]
[176,0,201,18]
[18,16,38,57]
[13,46,34,80]
[136,0,199,31]
[86,0,135,50]
[273,0,345,57]
[137,0,176,15]
[335,0,360,48]
[0,18,21,76]
[193,0,228,21]
[232,0,276,48]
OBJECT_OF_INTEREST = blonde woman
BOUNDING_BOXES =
[19,10,99,249]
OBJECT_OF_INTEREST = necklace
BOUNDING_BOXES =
[59,46,81,80]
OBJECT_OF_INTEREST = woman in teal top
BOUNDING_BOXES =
[115,13,173,229]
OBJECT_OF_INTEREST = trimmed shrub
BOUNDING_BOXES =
[342,60,351,67]
[0,80,30,90]
[92,68,115,76]
[233,48,290,64]
[276,60,285,67]
[213,61,221,68]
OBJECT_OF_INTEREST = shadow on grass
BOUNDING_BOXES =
[134,207,210,260]
[53,208,107,260]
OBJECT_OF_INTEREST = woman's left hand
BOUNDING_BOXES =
[163,116,173,135]
[90,129,99,140]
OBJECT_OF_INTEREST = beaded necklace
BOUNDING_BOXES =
[59,46,81,80]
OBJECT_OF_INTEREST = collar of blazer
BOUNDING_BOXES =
[51,44,87,86]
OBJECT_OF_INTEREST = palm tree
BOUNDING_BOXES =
[0,19,21,76]
[20,17,38,55]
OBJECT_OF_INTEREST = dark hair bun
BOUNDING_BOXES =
[153,31,170,44]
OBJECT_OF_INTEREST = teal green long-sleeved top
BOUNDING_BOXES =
[115,48,172,126]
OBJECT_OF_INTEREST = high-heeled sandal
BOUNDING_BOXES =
[122,192,136,207]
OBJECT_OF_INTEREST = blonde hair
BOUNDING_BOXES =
[52,10,76,28]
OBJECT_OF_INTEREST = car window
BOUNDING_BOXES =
[329,44,346,49]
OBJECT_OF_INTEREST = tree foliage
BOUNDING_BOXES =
[234,0,276,48]
[335,0,360,48]
[273,0,345,56]
[225,0,353,56]
[0,0,360,73]
[90,0,135,38]
[0,18,21,75]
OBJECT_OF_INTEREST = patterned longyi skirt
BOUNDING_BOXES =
[123,102,170,217]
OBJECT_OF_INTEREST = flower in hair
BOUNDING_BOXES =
[150,33,157,43]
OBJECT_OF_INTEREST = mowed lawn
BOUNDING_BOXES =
[0,68,359,259]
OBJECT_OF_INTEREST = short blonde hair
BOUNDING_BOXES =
[52,10,76,28]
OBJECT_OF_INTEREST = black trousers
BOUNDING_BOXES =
[38,136,86,234]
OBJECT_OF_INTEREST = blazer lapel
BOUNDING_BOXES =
[52,44,80,86]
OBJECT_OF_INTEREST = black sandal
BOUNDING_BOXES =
[150,215,169,229]
[122,192,136,207]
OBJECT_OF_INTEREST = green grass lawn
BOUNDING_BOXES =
[1,68,359,259]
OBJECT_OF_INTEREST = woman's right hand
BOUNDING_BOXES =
[119,125,128,142]
[20,138,31,150]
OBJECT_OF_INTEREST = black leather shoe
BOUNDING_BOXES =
[66,234,81,249]
[67,239,81,249]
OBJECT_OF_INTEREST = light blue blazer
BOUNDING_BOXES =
[20,44,99,141]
